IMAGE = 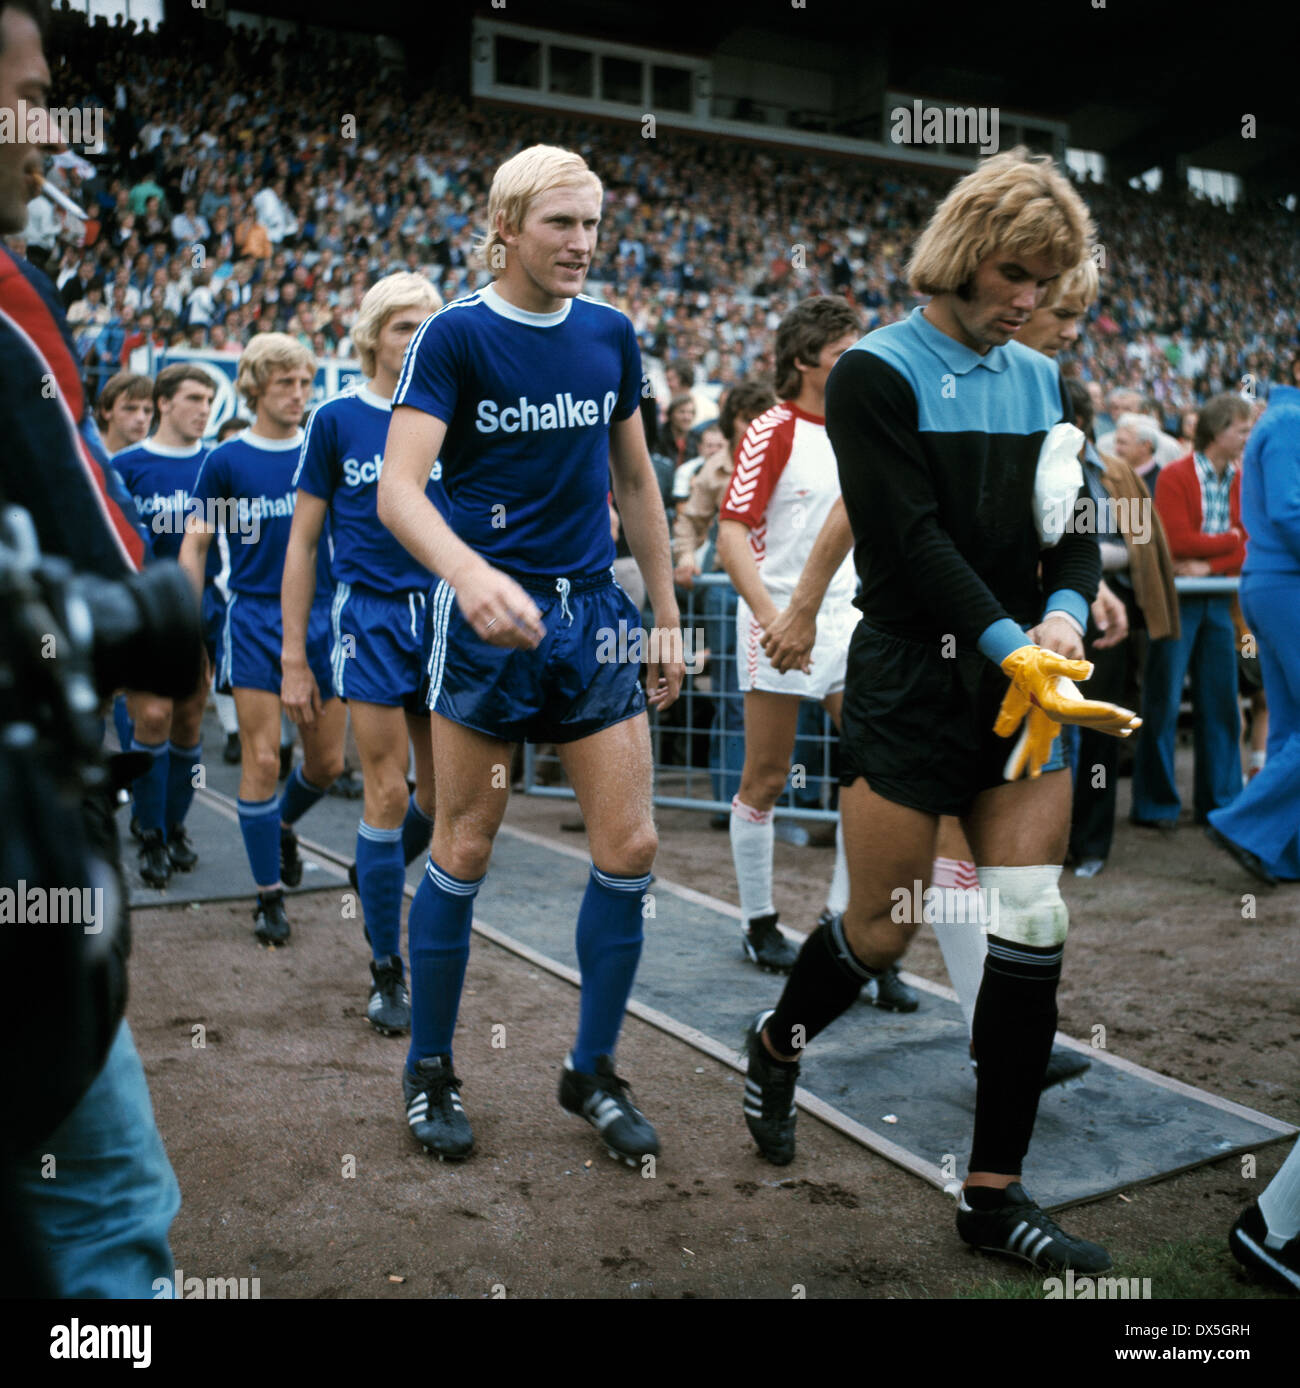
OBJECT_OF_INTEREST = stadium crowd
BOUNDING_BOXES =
[12,3,1299,429]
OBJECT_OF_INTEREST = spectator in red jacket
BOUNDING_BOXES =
[1131,393,1253,829]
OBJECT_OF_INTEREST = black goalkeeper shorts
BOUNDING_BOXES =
[837,621,1067,818]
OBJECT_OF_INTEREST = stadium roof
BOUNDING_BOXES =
[225,0,1300,195]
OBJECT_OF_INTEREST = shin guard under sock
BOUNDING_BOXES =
[968,935,1062,1175]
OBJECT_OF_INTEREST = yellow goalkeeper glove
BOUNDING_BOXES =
[996,645,1142,780]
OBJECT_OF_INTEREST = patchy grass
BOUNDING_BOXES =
[956,1234,1286,1300]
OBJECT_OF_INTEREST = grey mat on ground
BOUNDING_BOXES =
[471,833,1293,1210]
[173,717,1292,1205]
[125,795,350,909]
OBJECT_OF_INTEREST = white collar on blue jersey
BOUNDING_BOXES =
[357,383,392,412]
[479,280,573,327]
[141,437,203,457]
[240,428,305,451]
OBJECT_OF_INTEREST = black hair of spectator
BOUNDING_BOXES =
[1065,378,1094,442]
[666,361,695,389]
[0,0,49,49]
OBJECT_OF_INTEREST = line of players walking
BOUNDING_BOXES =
[100,143,1300,1289]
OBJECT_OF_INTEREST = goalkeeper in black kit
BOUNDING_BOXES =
[740,148,1141,1273]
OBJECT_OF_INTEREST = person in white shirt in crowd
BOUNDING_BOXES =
[170,195,209,249]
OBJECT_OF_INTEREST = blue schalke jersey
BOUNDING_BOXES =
[293,382,448,591]
[111,438,212,567]
[191,429,332,598]
[392,283,643,577]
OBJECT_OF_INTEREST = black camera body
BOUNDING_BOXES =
[0,504,202,1156]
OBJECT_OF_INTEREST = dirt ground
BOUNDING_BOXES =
[128,759,1298,1300]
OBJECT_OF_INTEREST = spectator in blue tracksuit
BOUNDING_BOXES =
[1207,366,1300,881]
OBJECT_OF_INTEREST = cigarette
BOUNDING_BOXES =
[33,173,89,221]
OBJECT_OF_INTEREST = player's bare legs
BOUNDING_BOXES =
[428,713,513,880]
[558,713,657,877]
[760,778,936,1061]
[296,697,345,791]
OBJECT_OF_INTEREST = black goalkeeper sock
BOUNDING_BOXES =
[968,935,1062,1175]
[765,915,879,1057]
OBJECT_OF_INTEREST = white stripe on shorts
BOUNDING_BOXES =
[426,579,455,711]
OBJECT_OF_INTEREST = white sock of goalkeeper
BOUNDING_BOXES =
[1259,1136,1300,1247]
[826,815,849,915]
[928,856,986,1033]
[730,796,775,922]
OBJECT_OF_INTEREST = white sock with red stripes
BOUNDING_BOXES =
[826,816,849,915]
[929,856,986,1032]
[730,796,775,922]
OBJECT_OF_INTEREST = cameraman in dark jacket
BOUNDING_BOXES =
[1,0,195,1298]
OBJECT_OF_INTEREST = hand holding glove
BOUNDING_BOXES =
[995,644,1142,780]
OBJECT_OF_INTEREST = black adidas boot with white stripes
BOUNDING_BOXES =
[367,956,410,1036]
[742,1009,799,1165]
[558,1054,660,1166]
[743,912,798,973]
[956,1182,1112,1272]
[403,1054,474,1160]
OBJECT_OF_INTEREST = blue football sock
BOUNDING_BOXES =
[406,856,483,1070]
[572,864,651,1074]
[401,793,435,865]
[237,794,281,889]
[112,695,134,751]
[279,763,328,826]
[130,739,169,835]
[356,821,404,963]
[166,740,202,831]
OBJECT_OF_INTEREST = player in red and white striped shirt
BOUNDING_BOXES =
[716,297,863,974]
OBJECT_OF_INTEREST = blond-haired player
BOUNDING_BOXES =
[180,333,345,945]
[281,272,445,1034]
[743,150,1140,1272]
[379,144,683,1164]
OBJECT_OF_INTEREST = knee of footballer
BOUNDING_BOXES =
[303,752,345,790]
[131,697,172,740]
[244,743,280,789]
[365,771,410,828]
[599,825,657,879]
[841,907,914,968]
[434,824,495,881]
